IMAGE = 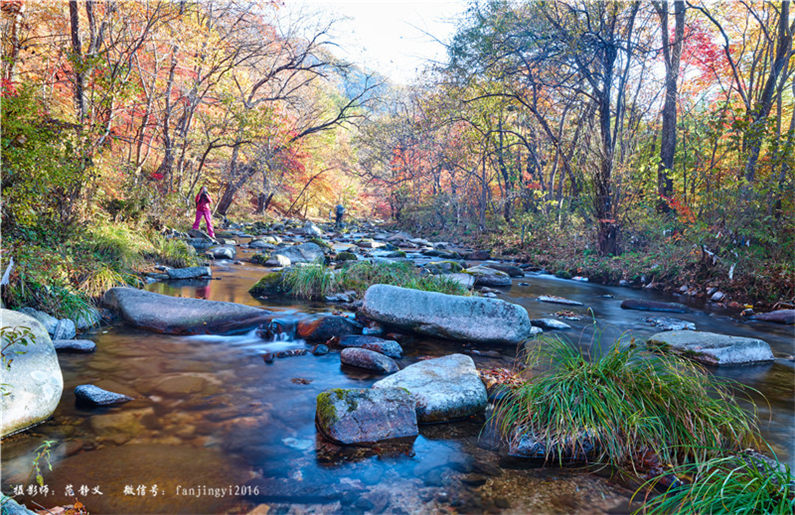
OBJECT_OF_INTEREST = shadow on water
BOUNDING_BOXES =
[2,244,792,513]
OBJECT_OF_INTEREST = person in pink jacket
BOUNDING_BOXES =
[192,186,216,238]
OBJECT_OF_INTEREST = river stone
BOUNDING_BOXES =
[465,265,512,287]
[303,221,324,237]
[620,299,688,313]
[75,308,102,330]
[530,318,571,330]
[340,347,399,373]
[484,263,524,277]
[74,384,133,407]
[423,261,464,275]
[316,387,418,444]
[509,429,598,462]
[166,265,211,280]
[752,309,795,325]
[0,309,63,437]
[339,335,403,359]
[647,330,774,366]
[361,284,533,345]
[52,318,76,340]
[53,339,96,352]
[296,315,360,342]
[266,254,291,267]
[249,239,273,249]
[209,246,236,260]
[273,242,324,264]
[185,238,214,251]
[646,317,695,331]
[373,354,487,423]
[17,307,58,335]
[188,228,215,241]
[103,287,271,334]
[537,295,584,306]
[447,273,475,289]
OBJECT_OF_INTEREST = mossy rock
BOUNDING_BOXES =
[249,271,285,296]
[384,250,407,258]
[309,237,332,249]
[316,388,360,426]
[250,253,270,265]
[424,260,464,274]
[336,251,358,262]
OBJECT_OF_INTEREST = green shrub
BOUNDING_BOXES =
[636,452,794,514]
[149,236,199,268]
[492,336,760,470]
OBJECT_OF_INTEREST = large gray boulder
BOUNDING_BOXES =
[273,242,325,264]
[1,309,63,437]
[17,307,58,334]
[373,354,487,423]
[316,388,418,444]
[361,284,533,345]
[103,287,271,335]
[647,330,774,366]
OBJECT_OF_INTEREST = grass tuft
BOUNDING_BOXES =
[492,336,761,470]
[635,452,794,514]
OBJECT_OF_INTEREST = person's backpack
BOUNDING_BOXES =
[336,204,345,215]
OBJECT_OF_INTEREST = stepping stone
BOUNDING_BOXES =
[340,348,399,374]
[53,339,96,352]
[75,384,133,407]
[647,330,774,366]
[537,295,584,306]
[530,318,571,330]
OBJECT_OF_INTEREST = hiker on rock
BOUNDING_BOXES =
[334,203,345,229]
[192,186,216,238]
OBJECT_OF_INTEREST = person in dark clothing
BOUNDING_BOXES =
[334,203,345,229]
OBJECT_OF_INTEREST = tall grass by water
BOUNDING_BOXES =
[492,336,760,471]
[278,260,469,299]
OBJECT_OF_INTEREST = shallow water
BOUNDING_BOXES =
[2,243,793,513]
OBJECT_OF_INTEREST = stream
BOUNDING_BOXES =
[2,237,793,514]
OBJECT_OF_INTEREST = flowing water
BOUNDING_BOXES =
[2,242,793,514]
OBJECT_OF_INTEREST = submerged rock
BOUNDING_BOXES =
[53,339,96,352]
[296,315,360,342]
[340,347,399,374]
[751,309,795,325]
[647,330,774,366]
[361,284,533,345]
[645,317,695,331]
[103,287,271,334]
[465,265,512,287]
[315,387,418,444]
[509,429,598,462]
[339,335,403,359]
[1,309,63,437]
[373,354,487,423]
[74,384,133,407]
[166,266,211,280]
[530,318,571,330]
[537,295,584,306]
[620,299,688,313]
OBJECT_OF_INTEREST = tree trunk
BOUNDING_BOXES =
[68,0,85,122]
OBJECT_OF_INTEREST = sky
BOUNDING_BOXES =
[283,0,471,84]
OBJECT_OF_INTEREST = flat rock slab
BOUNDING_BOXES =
[53,339,96,352]
[647,330,774,366]
[74,384,133,407]
[1,309,63,437]
[362,284,533,345]
[340,347,399,374]
[621,299,688,313]
[339,335,403,359]
[531,318,571,330]
[751,309,795,325]
[537,295,584,306]
[103,287,271,334]
[373,353,487,423]
[316,387,418,444]
[166,266,211,280]
[646,317,695,331]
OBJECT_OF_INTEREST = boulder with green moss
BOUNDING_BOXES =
[465,265,512,287]
[250,253,270,265]
[424,260,464,275]
[315,387,417,444]
[335,251,358,262]
[249,271,286,296]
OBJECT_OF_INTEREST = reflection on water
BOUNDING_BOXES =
[2,243,793,513]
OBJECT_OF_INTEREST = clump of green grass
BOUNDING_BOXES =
[149,235,199,268]
[87,222,154,269]
[256,260,469,299]
[636,452,794,514]
[79,263,141,298]
[492,336,760,470]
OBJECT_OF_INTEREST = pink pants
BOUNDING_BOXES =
[192,208,215,237]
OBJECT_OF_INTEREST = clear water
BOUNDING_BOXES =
[2,244,793,514]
